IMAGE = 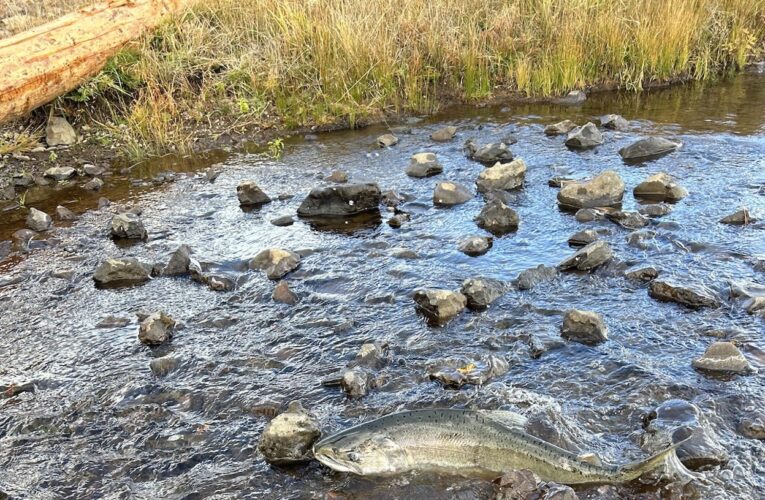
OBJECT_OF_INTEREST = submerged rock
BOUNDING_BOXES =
[559,240,613,271]
[554,90,587,105]
[377,133,399,147]
[237,181,272,206]
[494,469,541,499]
[544,120,577,136]
[639,203,673,218]
[476,159,526,193]
[565,122,603,149]
[475,200,519,236]
[598,114,628,130]
[55,205,77,220]
[258,401,321,464]
[433,181,472,207]
[561,310,608,345]
[744,296,765,317]
[633,172,688,202]
[625,265,659,282]
[250,249,301,280]
[387,213,410,228]
[457,236,493,257]
[461,277,504,310]
[428,355,509,388]
[325,170,348,183]
[26,208,52,232]
[110,213,147,240]
[467,140,514,164]
[557,171,624,209]
[574,208,605,222]
[93,258,151,288]
[297,183,381,217]
[406,152,442,178]
[567,228,609,247]
[619,137,681,161]
[150,356,179,377]
[46,116,77,146]
[83,177,104,191]
[605,210,650,230]
[648,279,719,309]
[272,281,298,305]
[738,413,765,440]
[44,166,76,181]
[381,190,405,207]
[431,126,458,142]
[413,289,467,324]
[138,312,176,346]
[692,342,752,374]
[720,208,755,225]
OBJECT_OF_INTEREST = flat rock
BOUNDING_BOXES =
[564,122,603,149]
[387,213,410,228]
[461,277,504,310]
[271,215,294,227]
[648,279,719,309]
[138,311,176,345]
[557,171,624,209]
[12,172,34,187]
[44,166,76,181]
[457,236,493,257]
[428,355,509,388]
[598,114,628,130]
[544,120,577,136]
[377,133,398,147]
[633,172,688,202]
[83,178,104,191]
[554,90,586,105]
[257,401,321,464]
[639,203,673,217]
[406,152,442,178]
[619,137,681,161]
[26,208,52,232]
[250,248,300,280]
[413,289,467,324]
[559,240,613,271]
[433,181,472,207]
[237,181,271,206]
[515,265,558,290]
[431,126,458,142]
[692,342,752,374]
[475,199,519,236]
[297,183,381,217]
[93,258,151,288]
[110,213,147,240]
[476,159,526,193]
[46,116,77,146]
[567,228,608,247]
[83,164,104,176]
[561,309,608,345]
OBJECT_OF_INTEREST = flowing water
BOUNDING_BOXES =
[1,74,764,499]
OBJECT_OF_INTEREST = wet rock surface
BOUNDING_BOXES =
[297,183,381,217]
[466,140,514,164]
[237,181,272,206]
[560,309,608,345]
[559,240,613,271]
[457,235,493,257]
[515,265,558,290]
[461,277,505,310]
[619,137,681,161]
[93,258,152,288]
[138,311,177,346]
[431,126,458,142]
[598,114,628,130]
[692,342,752,374]
[250,248,301,280]
[557,171,624,209]
[633,172,688,202]
[433,181,473,206]
[475,199,519,235]
[476,159,527,193]
[110,213,147,240]
[257,401,321,464]
[413,289,467,324]
[564,122,603,149]
[406,152,443,178]
[648,279,720,309]
[544,120,577,136]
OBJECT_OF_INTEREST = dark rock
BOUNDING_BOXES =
[271,215,295,227]
[565,122,603,148]
[431,126,458,142]
[381,190,405,207]
[55,205,77,220]
[43,166,76,181]
[548,176,576,188]
[633,173,688,202]
[720,208,755,225]
[559,240,613,271]
[389,126,412,135]
[12,172,34,187]
[619,137,681,161]
[434,181,472,207]
[83,177,104,191]
[515,265,558,290]
[237,181,271,206]
[598,114,628,130]
[461,277,504,310]
[639,203,673,217]
[325,170,348,183]
[429,355,509,388]
[557,171,624,209]
[0,241,11,261]
[297,183,381,217]
[413,289,467,324]
[45,116,77,146]
[250,248,300,280]
[377,133,399,147]
[161,245,192,276]
[96,315,131,328]
[406,152,442,178]
[574,208,605,222]
[561,309,608,345]
[83,164,104,176]
[648,280,720,309]
[738,413,765,439]
[12,229,36,248]
[567,228,608,247]
[692,342,752,374]
[476,159,526,193]
[150,356,179,376]
[26,208,52,232]
[110,213,147,240]
[93,258,151,288]
[544,120,577,136]
[627,230,656,249]
[744,297,765,317]
[475,199,519,236]
[458,236,493,257]
[257,401,321,464]
[466,140,514,164]
[273,281,298,305]
[138,311,176,345]
[605,210,650,229]
[304,133,319,141]
[388,213,410,228]
[625,265,659,282]
[98,197,111,209]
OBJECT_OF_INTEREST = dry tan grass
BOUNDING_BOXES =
[0,0,91,37]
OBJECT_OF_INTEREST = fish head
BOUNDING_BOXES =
[313,432,405,475]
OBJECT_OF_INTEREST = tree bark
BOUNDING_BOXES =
[0,0,188,123]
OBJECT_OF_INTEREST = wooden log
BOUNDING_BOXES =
[0,0,188,123]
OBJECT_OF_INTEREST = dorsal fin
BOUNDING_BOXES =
[479,410,528,429]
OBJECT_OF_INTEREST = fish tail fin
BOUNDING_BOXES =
[617,438,703,484]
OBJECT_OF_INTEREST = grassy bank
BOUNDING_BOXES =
[6,0,765,161]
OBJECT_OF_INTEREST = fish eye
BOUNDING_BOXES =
[347,452,360,462]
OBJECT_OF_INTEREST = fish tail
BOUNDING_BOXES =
[617,438,702,483]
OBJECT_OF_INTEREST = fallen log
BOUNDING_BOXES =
[0,0,188,123]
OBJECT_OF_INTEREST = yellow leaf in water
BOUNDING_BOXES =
[457,363,476,374]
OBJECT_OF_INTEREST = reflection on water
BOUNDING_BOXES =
[0,73,764,498]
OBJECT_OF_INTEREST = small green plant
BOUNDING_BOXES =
[267,138,284,159]
[17,190,27,208]
[48,151,58,162]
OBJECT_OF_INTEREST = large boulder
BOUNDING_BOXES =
[93,258,151,288]
[110,213,147,240]
[692,342,752,374]
[44,166,76,181]
[297,183,381,217]
[413,289,467,324]
[457,236,493,257]
[237,181,271,206]
[557,171,624,209]
[431,126,458,142]
[45,116,77,146]
[138,312,176,346]
[619,137,681,161]
[26,208,52,232]
[461,278,504,310]
[475,200,519,235]
[257,401,321,464]
[564,122,603,149]
[561,310,608,345]
[406,152,442,178]
[476,159,526,193]
[559,240,613,271]
[433,182,472,207]
[250,249,300,280]
[648,279,719,309]
[544,120,577,136]
[467,141,514,164]
[598,114,628,130]
[633,173,688,202]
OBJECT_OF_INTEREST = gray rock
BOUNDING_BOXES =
[433,181,472,207]
[83,177,104,191]
[744,296,765,317]
[0,240,11,261]
[605,210,650,229]
[237,181,271,206]
[567,228,608,247]
[150,356,180,376]
[161,245,192,276]
[458,235,493,257]
[544,120,577,136]
[381,190,405,207]
[494,469,541,500]
[12,229,36,248]
[257,401,321,464]
[391,247,419,259]
[476,159,526,193]
[467,141,514,164]
[557,171,624,209]
[625,265,659,282]
[44,166,76,181]
[516,265,558,291]
[692,342,752,374]
[325,170,348,183]
[461,277,504,310]
[12,172,35,187]
[250,249,300,280]
[83,164,104,176]
[648,279,720,309]
[720,208,755,225]
[639,203,673,217]
[619,137,682,161]
[561,310,608,345]
[428,355,509,388]
[564,122,603,148]
[627,230,657,249]
[633,172,688,202]
[45,116,77,146]
[53,206,74,222]
[738,413,765,439]
[475,199,519,236]
[431,126,458,142]
[272,281,298,305]
[93,258,152,288]
[138,311,176,345]
[559,240,613,271]
[341,368,369,397]
[548,176,575,188]
[271,215,294,227]
[554,90,587,105]
[110,213,147,240]
[96,315,131,328]
[377,133,399,147]
[541,483,578,500]
[297,183,381,217]
[26,208,52,232]
[598,114,628,130]
[413,289,467,324]
[387,213,410,228]
[406,152,442,178]
[574,208,605,222]
[350,342,390,369]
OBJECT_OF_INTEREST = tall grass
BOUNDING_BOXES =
[65,0,765,159]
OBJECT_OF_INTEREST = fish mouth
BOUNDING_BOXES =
[313,447,363,475]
